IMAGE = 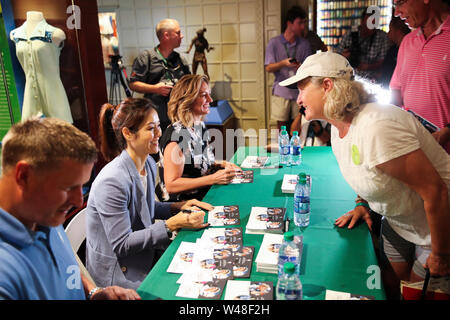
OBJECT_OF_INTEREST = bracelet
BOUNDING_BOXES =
[355,195,367,204]
[355,202,370,210]
[164,220,173,239]
[87,287,103,300]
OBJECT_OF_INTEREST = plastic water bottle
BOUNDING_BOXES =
[294,173,310,227]
[279,130,290,165]
[278,125,286,154]
[277,231,300,277]
[276,262,303,300]
[278,126,286,143]
[290,131,302,165]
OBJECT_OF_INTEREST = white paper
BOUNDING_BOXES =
[207,205,240,226]
[176,282,203,299]
[240,156,269,168]
[281,174,298,194]
[325,290,351,300]
[177,242,218,284]
[245,207,284,234]
[224,280,251,300]
[166,241,197,274]
[254,233,284,269]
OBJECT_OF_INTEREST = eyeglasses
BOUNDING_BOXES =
[393,0,408,9]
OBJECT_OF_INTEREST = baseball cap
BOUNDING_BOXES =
[279,51,354,89]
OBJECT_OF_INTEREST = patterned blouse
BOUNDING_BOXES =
[159,121,216,201]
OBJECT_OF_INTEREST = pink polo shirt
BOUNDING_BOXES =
[390,16,450,153]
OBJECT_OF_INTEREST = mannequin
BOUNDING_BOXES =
[23,11,66,47]
[10,11,73,123]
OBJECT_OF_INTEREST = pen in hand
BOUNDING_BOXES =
[181,209,210,229]
[285,218,290,232]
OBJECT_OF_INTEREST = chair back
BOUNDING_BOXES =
[65,208,87,252]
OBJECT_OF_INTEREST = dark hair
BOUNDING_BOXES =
[99,98,156,162]
[360,7,372,20]
[285,6,307,24]
[389,16,411,35]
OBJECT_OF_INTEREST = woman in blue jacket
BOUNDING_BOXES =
[86,98,211,290]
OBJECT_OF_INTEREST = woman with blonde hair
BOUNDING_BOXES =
[280,51,450,294]
[160,74,241,201]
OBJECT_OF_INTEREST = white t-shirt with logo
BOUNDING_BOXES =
[331,103,450,246]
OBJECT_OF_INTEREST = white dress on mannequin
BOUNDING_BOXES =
[10,11,73,123]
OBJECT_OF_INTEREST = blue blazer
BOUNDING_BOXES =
[86,150,173,290]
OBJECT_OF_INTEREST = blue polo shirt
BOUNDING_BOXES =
[0,208,86,300]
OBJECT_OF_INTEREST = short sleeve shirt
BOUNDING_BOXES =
[130,48,190,123]
[331,103,450,245]
[0,208,86,300]
[336,28,390,79]
[337,29,390,65]
[159,121,216,201]
[265,34,312,100]
[390,16,450,153]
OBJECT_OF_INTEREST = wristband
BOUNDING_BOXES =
[87,287,103,300]
[355,202,370,210]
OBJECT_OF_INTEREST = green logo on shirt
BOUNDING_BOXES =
[352,144,361,165]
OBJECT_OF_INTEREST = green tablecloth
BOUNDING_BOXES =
[137,146,386,300]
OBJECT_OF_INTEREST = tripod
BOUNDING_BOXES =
[108,55,131,105]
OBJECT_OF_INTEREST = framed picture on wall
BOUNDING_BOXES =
[98,12,119,68]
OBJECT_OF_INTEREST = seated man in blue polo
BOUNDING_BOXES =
[0,117,140,300]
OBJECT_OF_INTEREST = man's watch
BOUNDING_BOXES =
[87,287,103,300]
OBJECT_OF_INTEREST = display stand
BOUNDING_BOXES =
[204,100,236,161]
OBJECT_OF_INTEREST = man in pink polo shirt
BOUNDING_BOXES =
[390,0,450,153]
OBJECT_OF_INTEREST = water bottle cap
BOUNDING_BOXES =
[280,126,287,131]
[284,231,294,241]
[283,262,296,274]
[298,172,307,184]
[281,130,288,135]
[293,131,298,136]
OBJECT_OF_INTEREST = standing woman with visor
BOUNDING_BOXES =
[280,51,450,293]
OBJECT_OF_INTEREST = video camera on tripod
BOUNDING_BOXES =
[108,54,131,105]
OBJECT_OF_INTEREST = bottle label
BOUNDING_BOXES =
[299,204,310,214]
[299,196,310,204]
[281,146,290,155]
[279,255,299,264]
[278,254,300,275]
[294,200,299,213]
[294,195,310,214]
[291,146,301,156]
[284,289,302,300]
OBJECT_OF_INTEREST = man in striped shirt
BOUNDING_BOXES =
[390,0,450,153]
